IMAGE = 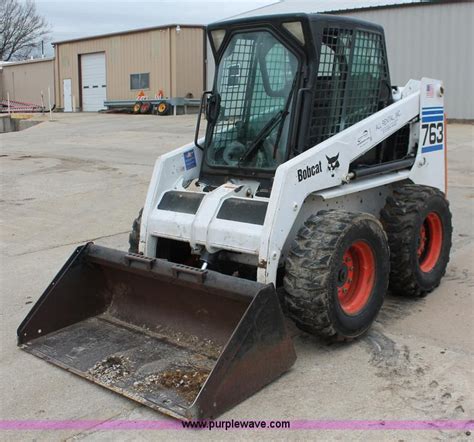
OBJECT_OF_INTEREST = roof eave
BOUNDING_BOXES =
[52,23,206,46]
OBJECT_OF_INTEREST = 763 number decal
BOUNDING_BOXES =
[420,107,444,153]
[421,122,443,146]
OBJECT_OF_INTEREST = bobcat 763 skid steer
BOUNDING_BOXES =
[18,13,452,420]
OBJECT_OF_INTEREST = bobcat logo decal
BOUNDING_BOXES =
[326,153,340,177]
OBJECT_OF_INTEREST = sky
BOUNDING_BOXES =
[35,0,276,55]
[33,0,417,56]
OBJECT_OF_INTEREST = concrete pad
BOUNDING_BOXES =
[0,114,472,440]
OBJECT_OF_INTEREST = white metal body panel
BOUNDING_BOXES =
[148,184,263,256]
[257,81,420,283]
[141,78,445,286]
[81,52,107,112]
[63,79,72,112]
[409,78,446,192]
[140,141,204,257]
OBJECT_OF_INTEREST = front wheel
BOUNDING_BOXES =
[283,210,390,340]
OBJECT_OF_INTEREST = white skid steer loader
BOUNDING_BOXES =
[18,13,452,420]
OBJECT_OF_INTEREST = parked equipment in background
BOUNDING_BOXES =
[156,101,171,116]
[140,102,152,114]
[132,102,141,114]
[104,97,200,115]
[0,99,44,113]
[18,13,452,421]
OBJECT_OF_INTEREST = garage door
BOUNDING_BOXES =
[81,52,106,111]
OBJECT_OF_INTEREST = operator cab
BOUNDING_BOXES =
[197,13,399,189]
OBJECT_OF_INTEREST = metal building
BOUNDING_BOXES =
[0,58,55,105]
[216,0,473,120]
[53,24,206,112]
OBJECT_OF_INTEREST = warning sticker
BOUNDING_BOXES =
[183,149,197,170]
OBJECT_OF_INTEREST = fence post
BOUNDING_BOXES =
[48,87,52,121]
[41,90,45,115]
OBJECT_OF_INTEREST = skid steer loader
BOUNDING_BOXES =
[18,13,452,420]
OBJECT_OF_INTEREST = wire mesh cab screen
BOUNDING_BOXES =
[205,31,298,171]
[307,27,389,149]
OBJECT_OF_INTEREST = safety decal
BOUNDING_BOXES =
[421,107,444,154]
[183,149,197,170]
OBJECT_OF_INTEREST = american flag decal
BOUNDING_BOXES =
[426,84,434,98]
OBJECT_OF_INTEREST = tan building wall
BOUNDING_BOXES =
[173,27,205,98]
[54,25,205,110]
[0,58,55,105]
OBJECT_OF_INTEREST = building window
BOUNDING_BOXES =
[130,73,150,90]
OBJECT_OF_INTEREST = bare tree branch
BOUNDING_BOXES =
[0,0,50,61]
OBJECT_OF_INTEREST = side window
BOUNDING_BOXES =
[308,28,352,147]
[307,28,388,149]
[317,44,339,77]
[345,31,387,126]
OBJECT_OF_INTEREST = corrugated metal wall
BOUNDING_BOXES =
[0,59,55,104]
[174,27,205,98]
[55,26,204,110]
[333,2,473,119]
[209,1,473,119]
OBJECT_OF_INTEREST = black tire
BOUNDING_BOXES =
[283,210,390,340]
[156,101,171,116]
[140,102,151,114]
[132,102,141,114]
[381,184,452,297]
[128,208,143,253]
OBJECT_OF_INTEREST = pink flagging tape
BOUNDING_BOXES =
[0,420,180,430]
[290,420,474,430]
[0,420,472,431]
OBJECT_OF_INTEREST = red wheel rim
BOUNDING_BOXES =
[337,240,376,315]
[418,212,443,272]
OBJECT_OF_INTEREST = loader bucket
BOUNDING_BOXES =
[17,243,296,420]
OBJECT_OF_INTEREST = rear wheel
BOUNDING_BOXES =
[283,210,390,340]
[381,184,452,297]
[128,208,143,253]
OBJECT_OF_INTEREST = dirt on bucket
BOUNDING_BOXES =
[87,355,131,385]
[133,366,211,404]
